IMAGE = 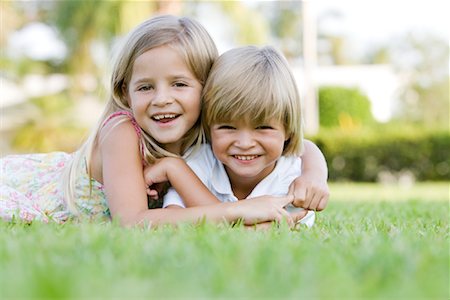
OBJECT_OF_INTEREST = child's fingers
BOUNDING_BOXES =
[290,209,308,223]
[302,189,313,209]
[277,207,294,228]
[146,188,158,197]
[276,194,295,207]
[289,182,307,208]
[245,222,273,231]
[316,196,328,211]
[309,192,323,211]
[303,188,329,211]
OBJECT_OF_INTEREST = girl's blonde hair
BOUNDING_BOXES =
[202,45,304,156]
[63,15,218,214]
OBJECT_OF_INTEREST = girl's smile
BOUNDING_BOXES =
[151,113,179,122]
[126,45,202,154]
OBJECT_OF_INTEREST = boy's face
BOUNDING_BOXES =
[210,119,288,186]
[126,45,202,154]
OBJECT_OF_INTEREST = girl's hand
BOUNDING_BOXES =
[295,139,329,211]
[288,176,329,211]
[144,157,185,199]
[242,204,308,231]
[245,222,274,231]
[144,158,170,186]
[231,195,296,227]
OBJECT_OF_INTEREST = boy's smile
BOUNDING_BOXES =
[210,119,288,196]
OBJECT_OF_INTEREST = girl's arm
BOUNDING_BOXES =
[98,120,295,227]
[144,157,308,228]
[289,139,329,211]
[144,157,221,207]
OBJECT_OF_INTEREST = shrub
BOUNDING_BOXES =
[309,127,450,182]
[318,86,375,128]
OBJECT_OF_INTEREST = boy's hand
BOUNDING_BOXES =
[288,177,329,211]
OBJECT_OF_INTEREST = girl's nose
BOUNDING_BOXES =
[152,87,174,106]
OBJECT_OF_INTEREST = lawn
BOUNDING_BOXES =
[0,182,448,300]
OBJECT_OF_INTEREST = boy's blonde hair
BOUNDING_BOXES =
[63,15,218,213]
[202,46,303,156]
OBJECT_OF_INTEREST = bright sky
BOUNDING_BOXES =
[315,0,449,42]
[4,0,448,121]
[9,0,449,61]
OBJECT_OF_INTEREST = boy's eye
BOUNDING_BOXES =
[256,125,274,130]
[217,125,235,130]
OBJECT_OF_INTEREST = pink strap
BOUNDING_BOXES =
[102,111,147,165]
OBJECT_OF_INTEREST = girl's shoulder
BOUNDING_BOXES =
[97,110,145,160]
[100,111,143,143]
[101,111,142,136]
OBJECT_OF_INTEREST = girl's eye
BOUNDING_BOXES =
[138,85,153,91]
[174,82,188,87]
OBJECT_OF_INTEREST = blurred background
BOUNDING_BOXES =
[1,0,449,184]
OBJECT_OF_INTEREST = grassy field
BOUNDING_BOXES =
[1,182,448,300]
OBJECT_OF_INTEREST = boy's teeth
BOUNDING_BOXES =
[235,155,257,161]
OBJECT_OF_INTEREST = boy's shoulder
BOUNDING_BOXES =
[276,155,302,173]
[184,143,216,169]
[186,143,214,159]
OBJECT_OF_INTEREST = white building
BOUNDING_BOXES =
[293,64,403,123]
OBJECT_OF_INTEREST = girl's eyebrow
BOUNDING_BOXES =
[132,74,195,84]
[132,78,151,84]
[172,74,197,81]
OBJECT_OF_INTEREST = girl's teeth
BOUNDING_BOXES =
[153,114,176,120]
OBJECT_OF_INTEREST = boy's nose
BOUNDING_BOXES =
[235,130,256,148]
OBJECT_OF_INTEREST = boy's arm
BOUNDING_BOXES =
[144,157,220,207]
[289,139,329,211]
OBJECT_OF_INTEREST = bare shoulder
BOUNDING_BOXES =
[90,118,141,183]
[99,117,140,147]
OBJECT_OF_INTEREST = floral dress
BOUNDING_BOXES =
[0,111,143,224]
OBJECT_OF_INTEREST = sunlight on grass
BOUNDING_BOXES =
[0,183,448,299]
[330,182,449,202]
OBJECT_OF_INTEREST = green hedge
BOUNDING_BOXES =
[309,128,450,182]
[318,86,375,128]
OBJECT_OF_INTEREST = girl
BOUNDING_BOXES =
[1,15,326,227]
[146,46,318,227]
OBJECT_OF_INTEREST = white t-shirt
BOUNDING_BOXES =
[163,144,315,227]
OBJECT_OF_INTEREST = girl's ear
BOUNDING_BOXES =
[122,84,130,105]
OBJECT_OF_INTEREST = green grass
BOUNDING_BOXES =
[1,183,448,300]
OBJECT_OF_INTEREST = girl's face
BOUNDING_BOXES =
[126,45,202,154]
[210,118,288,189]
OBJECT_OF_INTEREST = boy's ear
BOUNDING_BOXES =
[283,137,291,149]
